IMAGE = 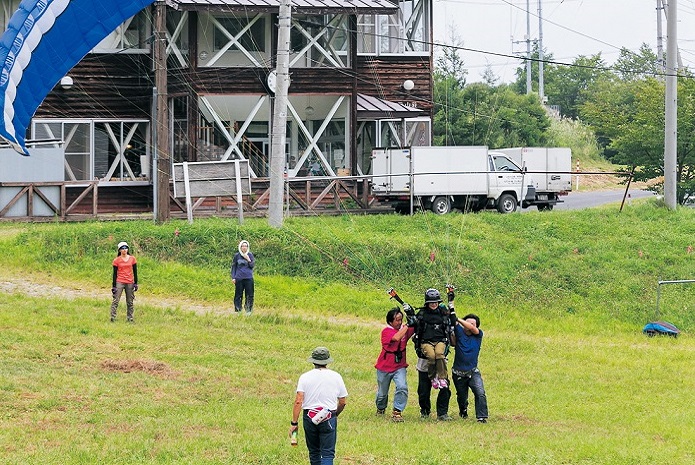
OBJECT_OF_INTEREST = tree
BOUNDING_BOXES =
[433,81,550,147]
[481,64,500,86]
[432,34,553,149]
[580,76,695,203]
[613,44,661,81]
[435,26,467,88]
[514,47,612,119]
[546,54,613,119]
[513,43,557,95]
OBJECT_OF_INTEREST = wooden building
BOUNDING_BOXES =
[0,0,433,216]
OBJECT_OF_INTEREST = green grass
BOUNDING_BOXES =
[1,201,695,464]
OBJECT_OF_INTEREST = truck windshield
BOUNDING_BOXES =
[492,156,521,172]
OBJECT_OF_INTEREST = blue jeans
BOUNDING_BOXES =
[303,410,338,465]
[375,367,408,412]
[452,368,488,419]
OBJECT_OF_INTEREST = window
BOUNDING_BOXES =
[214,17,266,52]
[32,120,150,182]
[290,15,349,68]
[32,121,91,181]
[493,156,521,172]
[93,10,151,52]
[357,0,430,55]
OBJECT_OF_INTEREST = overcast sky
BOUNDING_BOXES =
[432,0,695,83]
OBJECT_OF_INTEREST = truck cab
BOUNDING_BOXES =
[488,154,525,213]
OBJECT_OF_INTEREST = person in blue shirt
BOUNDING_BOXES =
[231,240,255,314]
[451,313,489,423]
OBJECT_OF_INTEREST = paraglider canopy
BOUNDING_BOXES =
[0,0,156,155]
[643,321,680,338]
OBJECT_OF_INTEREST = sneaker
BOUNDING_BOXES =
[437,414,453,422]
[431,378,440,389]
[127,318,134,323]
[477,418,487,423]
[391,410,404,422]
[110,317,115,322]
[420,411,430,419]
[460,410,468,419]
[234,308,241,313]
[439,379,448,389]
[376,408,385,416]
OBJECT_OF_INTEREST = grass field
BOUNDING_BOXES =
[1,201,694,464]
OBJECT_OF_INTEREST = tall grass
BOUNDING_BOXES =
[5,201,695,328]
[1,203,695,464]
[545,116,609,169]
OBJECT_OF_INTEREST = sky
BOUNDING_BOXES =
[432,0,695,83]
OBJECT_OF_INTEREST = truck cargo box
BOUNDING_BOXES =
[372,146,490,196]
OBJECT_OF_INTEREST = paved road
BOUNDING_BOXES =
[552,189,655,211]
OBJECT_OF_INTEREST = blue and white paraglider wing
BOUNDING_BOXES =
[0,0,156,155]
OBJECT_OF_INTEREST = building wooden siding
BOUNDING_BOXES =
[169,67,357,96]
[36,54,154,120]
[356,56,433,115]
[168,58,432,111]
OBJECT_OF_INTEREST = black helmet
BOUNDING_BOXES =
[424,288,442,303]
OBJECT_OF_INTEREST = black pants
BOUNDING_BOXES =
[417,369,450,417]
[234,278,254,312]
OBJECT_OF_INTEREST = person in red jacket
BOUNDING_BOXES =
[110,241,138,322]
[374,307,416,422]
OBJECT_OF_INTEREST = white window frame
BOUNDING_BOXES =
[357,0,430,56]
[31,119,151,184]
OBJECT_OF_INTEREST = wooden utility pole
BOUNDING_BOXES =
[664,0,677,210]
[154,1,170,222]
[268,0,292,228]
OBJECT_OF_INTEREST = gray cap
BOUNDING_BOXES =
[307,346,334,365]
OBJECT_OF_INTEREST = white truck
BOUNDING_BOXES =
[494,147,572,211]
[371,146,571,214]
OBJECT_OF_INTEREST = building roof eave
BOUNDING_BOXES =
[167,0,399,14]
[357,93,426,120]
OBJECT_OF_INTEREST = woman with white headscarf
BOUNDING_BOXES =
[231,240,255,314]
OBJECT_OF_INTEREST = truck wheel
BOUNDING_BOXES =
[431,196,451,214]
[496,193,517,213]
[537,204,554,211]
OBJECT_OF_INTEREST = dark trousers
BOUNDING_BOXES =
[303,410,338,465]
[417,369,450,417]
[234,278,254,312]
[452,369,488,419]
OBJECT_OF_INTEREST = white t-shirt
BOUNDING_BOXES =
[297,367,348,411]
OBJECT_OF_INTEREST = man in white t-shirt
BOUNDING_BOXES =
[290,347,348,465]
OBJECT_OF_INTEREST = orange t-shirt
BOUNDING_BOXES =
[112,255,137,284]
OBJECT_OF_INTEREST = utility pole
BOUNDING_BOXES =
[664,0,677,209]
[268,0,291,228]
[525,0,532,94]
[537,0,544,101]
[154,1,170,223]
[656,0,665,76]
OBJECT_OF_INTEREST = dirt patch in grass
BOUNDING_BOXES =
[101,359,178,379]
[0,273,218,316]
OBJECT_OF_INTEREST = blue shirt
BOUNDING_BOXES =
[453,325,483,372]
[231,252,255,280]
